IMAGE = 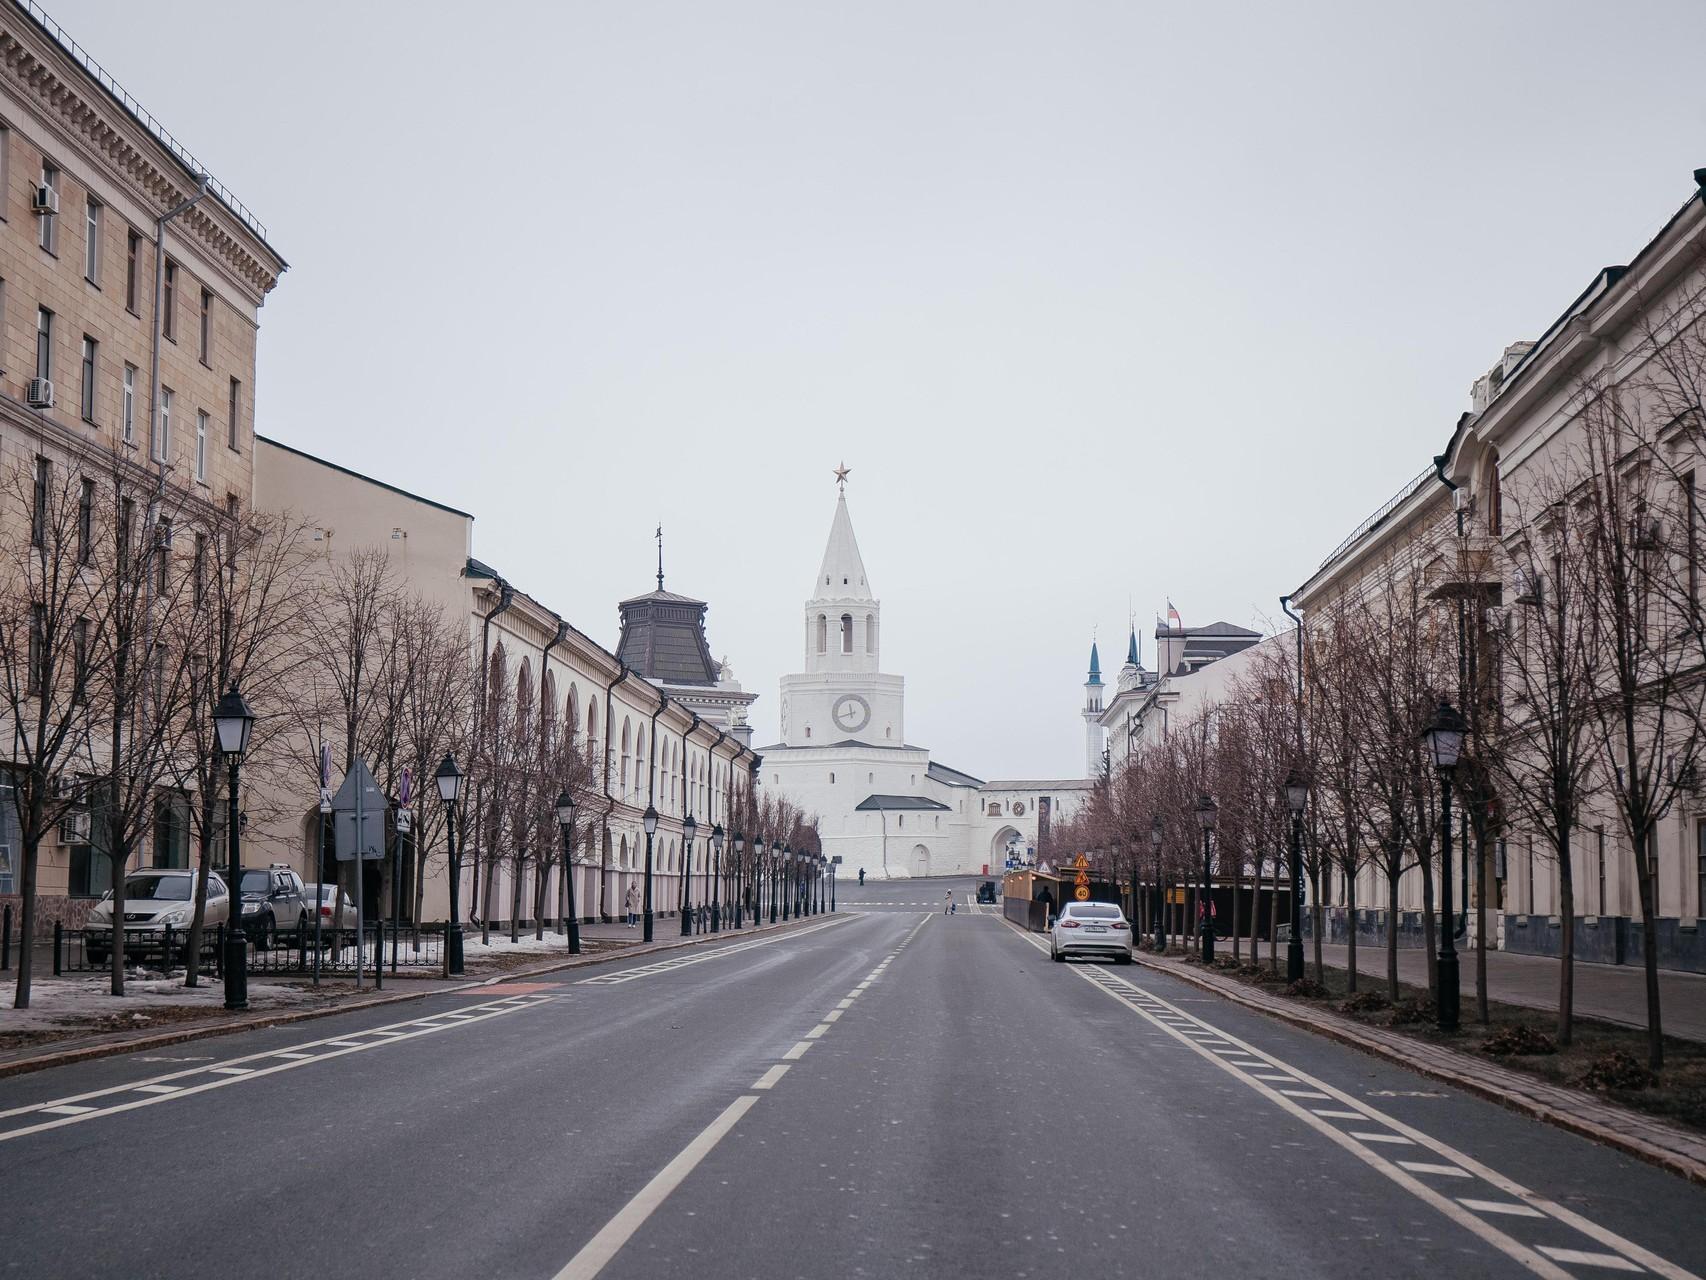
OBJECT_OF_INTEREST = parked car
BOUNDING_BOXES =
[1050,901,1133,964]
[237,865,308,948]
[301,882,359,947]
[84,869,229,965]
[976,881,998,904]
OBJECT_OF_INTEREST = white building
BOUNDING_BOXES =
[759,480,1090,879]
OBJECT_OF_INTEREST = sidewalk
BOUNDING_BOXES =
[1132,949,1706,1186]
[1302,940,1706,1043]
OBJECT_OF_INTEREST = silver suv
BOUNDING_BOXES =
[237,865,308,949]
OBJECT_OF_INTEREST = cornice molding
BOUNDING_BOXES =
[0,23,284,302]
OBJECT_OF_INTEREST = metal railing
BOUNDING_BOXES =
[47,920,442,979]
[1314,463,1440,576]
[13,0,272,247]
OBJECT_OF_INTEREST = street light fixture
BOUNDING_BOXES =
[714,826,731,933]
[1423,698,1468,1032]
[642,804,659,942]
[557,789,581,955]
[731,828,745,928]
[212,685,254,1011]
[679,813,697,937]
[1149,815,1164,952]
[752,834,766,926]
[1195,794,1217,965]
[435,754,465,974]
[1283,768,1307,983]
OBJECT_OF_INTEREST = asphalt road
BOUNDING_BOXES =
[0,876,1702,1280]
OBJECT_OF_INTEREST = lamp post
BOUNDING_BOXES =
[1424,698,1468,1032]
[830,856,836,912]
[710,829,722,933]
[436,755,465,974]
[1195,794,1217,965]
[556,789,581,955]
[213,685,254,1011]
[679,813,697,937]
[729,828,743,928]
[752,835,766,926]
[1149,816,1164,952]
[1284,768,1307,983]
[642,804,659,942]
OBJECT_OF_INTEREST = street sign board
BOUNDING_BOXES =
[332,759,386,861]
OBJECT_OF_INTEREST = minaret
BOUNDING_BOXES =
[1083,641,1105,777]
[804,466,877,676]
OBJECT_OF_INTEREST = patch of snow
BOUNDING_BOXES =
[0,973,313,1032]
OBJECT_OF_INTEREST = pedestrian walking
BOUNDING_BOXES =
[858,867,866,886]
[624,883,639,929]
[944,891,953,915]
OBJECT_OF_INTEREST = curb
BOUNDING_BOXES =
[1130,951,1706,1188]
[0,911,851,1082]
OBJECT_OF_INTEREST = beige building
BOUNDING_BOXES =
[252,436,760,927]
[1292,174,1706,973]
[0,1,284,925]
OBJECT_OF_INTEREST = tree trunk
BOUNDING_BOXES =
[509,855,522,943]
[185,805,216,989]
[1418,841,1438,998]
[1232,851,1243,965]
[1475,821,1489,1026]
[1633,826,1664,1070]
[12,838,39,1008]
[1386,861,1401,1000]
[1267,855,1277,972]
[1344,862,1358,995]
[1311,865,1324,984]
[109,831,127,997]
[1557,829,1575,1047]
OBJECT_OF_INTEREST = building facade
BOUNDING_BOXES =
[0,0,284,929]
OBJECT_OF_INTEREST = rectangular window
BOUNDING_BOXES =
[80,335,96,422]
[31,455,48,548]
[162,259,176,340]
[199,288,212,364]
[118,496,133,574]
[125,229,140,313]
[152,791,190,869]
[72,616,88,702]
[37,163,56,253]
[228,377,241,450]
[35,305,52,381]
[155,518,171,594]
[27,604,44,695]
[192,532,207,608]
[77,477,93,565]
[84,196,100,283]
[155,386,172,462]
[195,410,208,483]
[122,364,136,443]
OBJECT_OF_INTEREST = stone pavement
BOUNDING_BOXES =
[1133,949,1706,1186]
[1299,940,1706,1043]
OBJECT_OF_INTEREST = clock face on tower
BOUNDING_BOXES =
[831,693,871,734]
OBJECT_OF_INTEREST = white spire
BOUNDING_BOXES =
[813,491,872,601]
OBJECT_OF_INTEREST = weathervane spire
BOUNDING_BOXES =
[833,461,851,494]
[656,524,664,592]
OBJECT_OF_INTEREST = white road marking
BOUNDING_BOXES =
[39,1104,96,1116]
[835,999,854,1010]
[1006,919,1700,1280]
[1460,1199,1547,1218]
[1351,1132,1414,1145]
[822,1010,843,1023]
[552,1095,759,1280]
[781,1041,812,1060]
[751,1065,789,1090]
[1312,1109,1365,1120]
[804,1024,831,1040]
[1400,1162,1472,1178]
[209,1067,252,1076]
[1281,1090,1332,1100]
[273,1052,313,1060]
[1536,1248,1644,1272]
[574,916,851,986]
[132,1084,180,1094]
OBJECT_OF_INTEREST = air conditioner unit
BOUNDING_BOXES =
[26,378,54,408]
[1513,567,1545,607]
[30,184,58,215]
[58,809,90,846]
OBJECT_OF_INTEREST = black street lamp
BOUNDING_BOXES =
[829,856,836,912]
[752,835,767,926]
[771,844,782,924]
[1149,816,1163,952]
[1284,768,1307,983]
[213,685,254,1011]
[642,804,659,942]
[679,813,697,937]
[1195,794,1217,965]
[1424,698,1468,1032]
[435,754,464,974]
[557,789,581,955]
[709,828,721,933]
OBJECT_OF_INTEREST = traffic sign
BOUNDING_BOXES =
[331,759,385,861]
[1074,886,1090,901]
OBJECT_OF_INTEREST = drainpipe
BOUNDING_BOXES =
[472,580,514,925]
[600,665,628,921]
[1279,594,1304,747]
[1434,451,1471,937]
[148,175,211,478]
[539,617,569,925]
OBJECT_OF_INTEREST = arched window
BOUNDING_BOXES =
[540,671,556,734]
[898,814,904,829]
[636,725,648,791]
[829,772,836,784]
[620,718,632,793]
[816,614,827,653]
[866,613,875,654]
[566,684,579,743]
[840,614,853,654]
[586,699,599,769]
[516,659,533,741]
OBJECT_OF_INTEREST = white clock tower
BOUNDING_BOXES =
[779,472,905,747]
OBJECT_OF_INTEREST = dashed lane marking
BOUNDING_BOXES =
[1005,919,1701,1280]
[574,916,851,986]
[751,1065,789,1090]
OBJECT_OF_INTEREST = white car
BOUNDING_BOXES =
[84,869,229,965]
[1050,901,1133,964]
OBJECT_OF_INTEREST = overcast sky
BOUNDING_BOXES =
[45,0,1706,779]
